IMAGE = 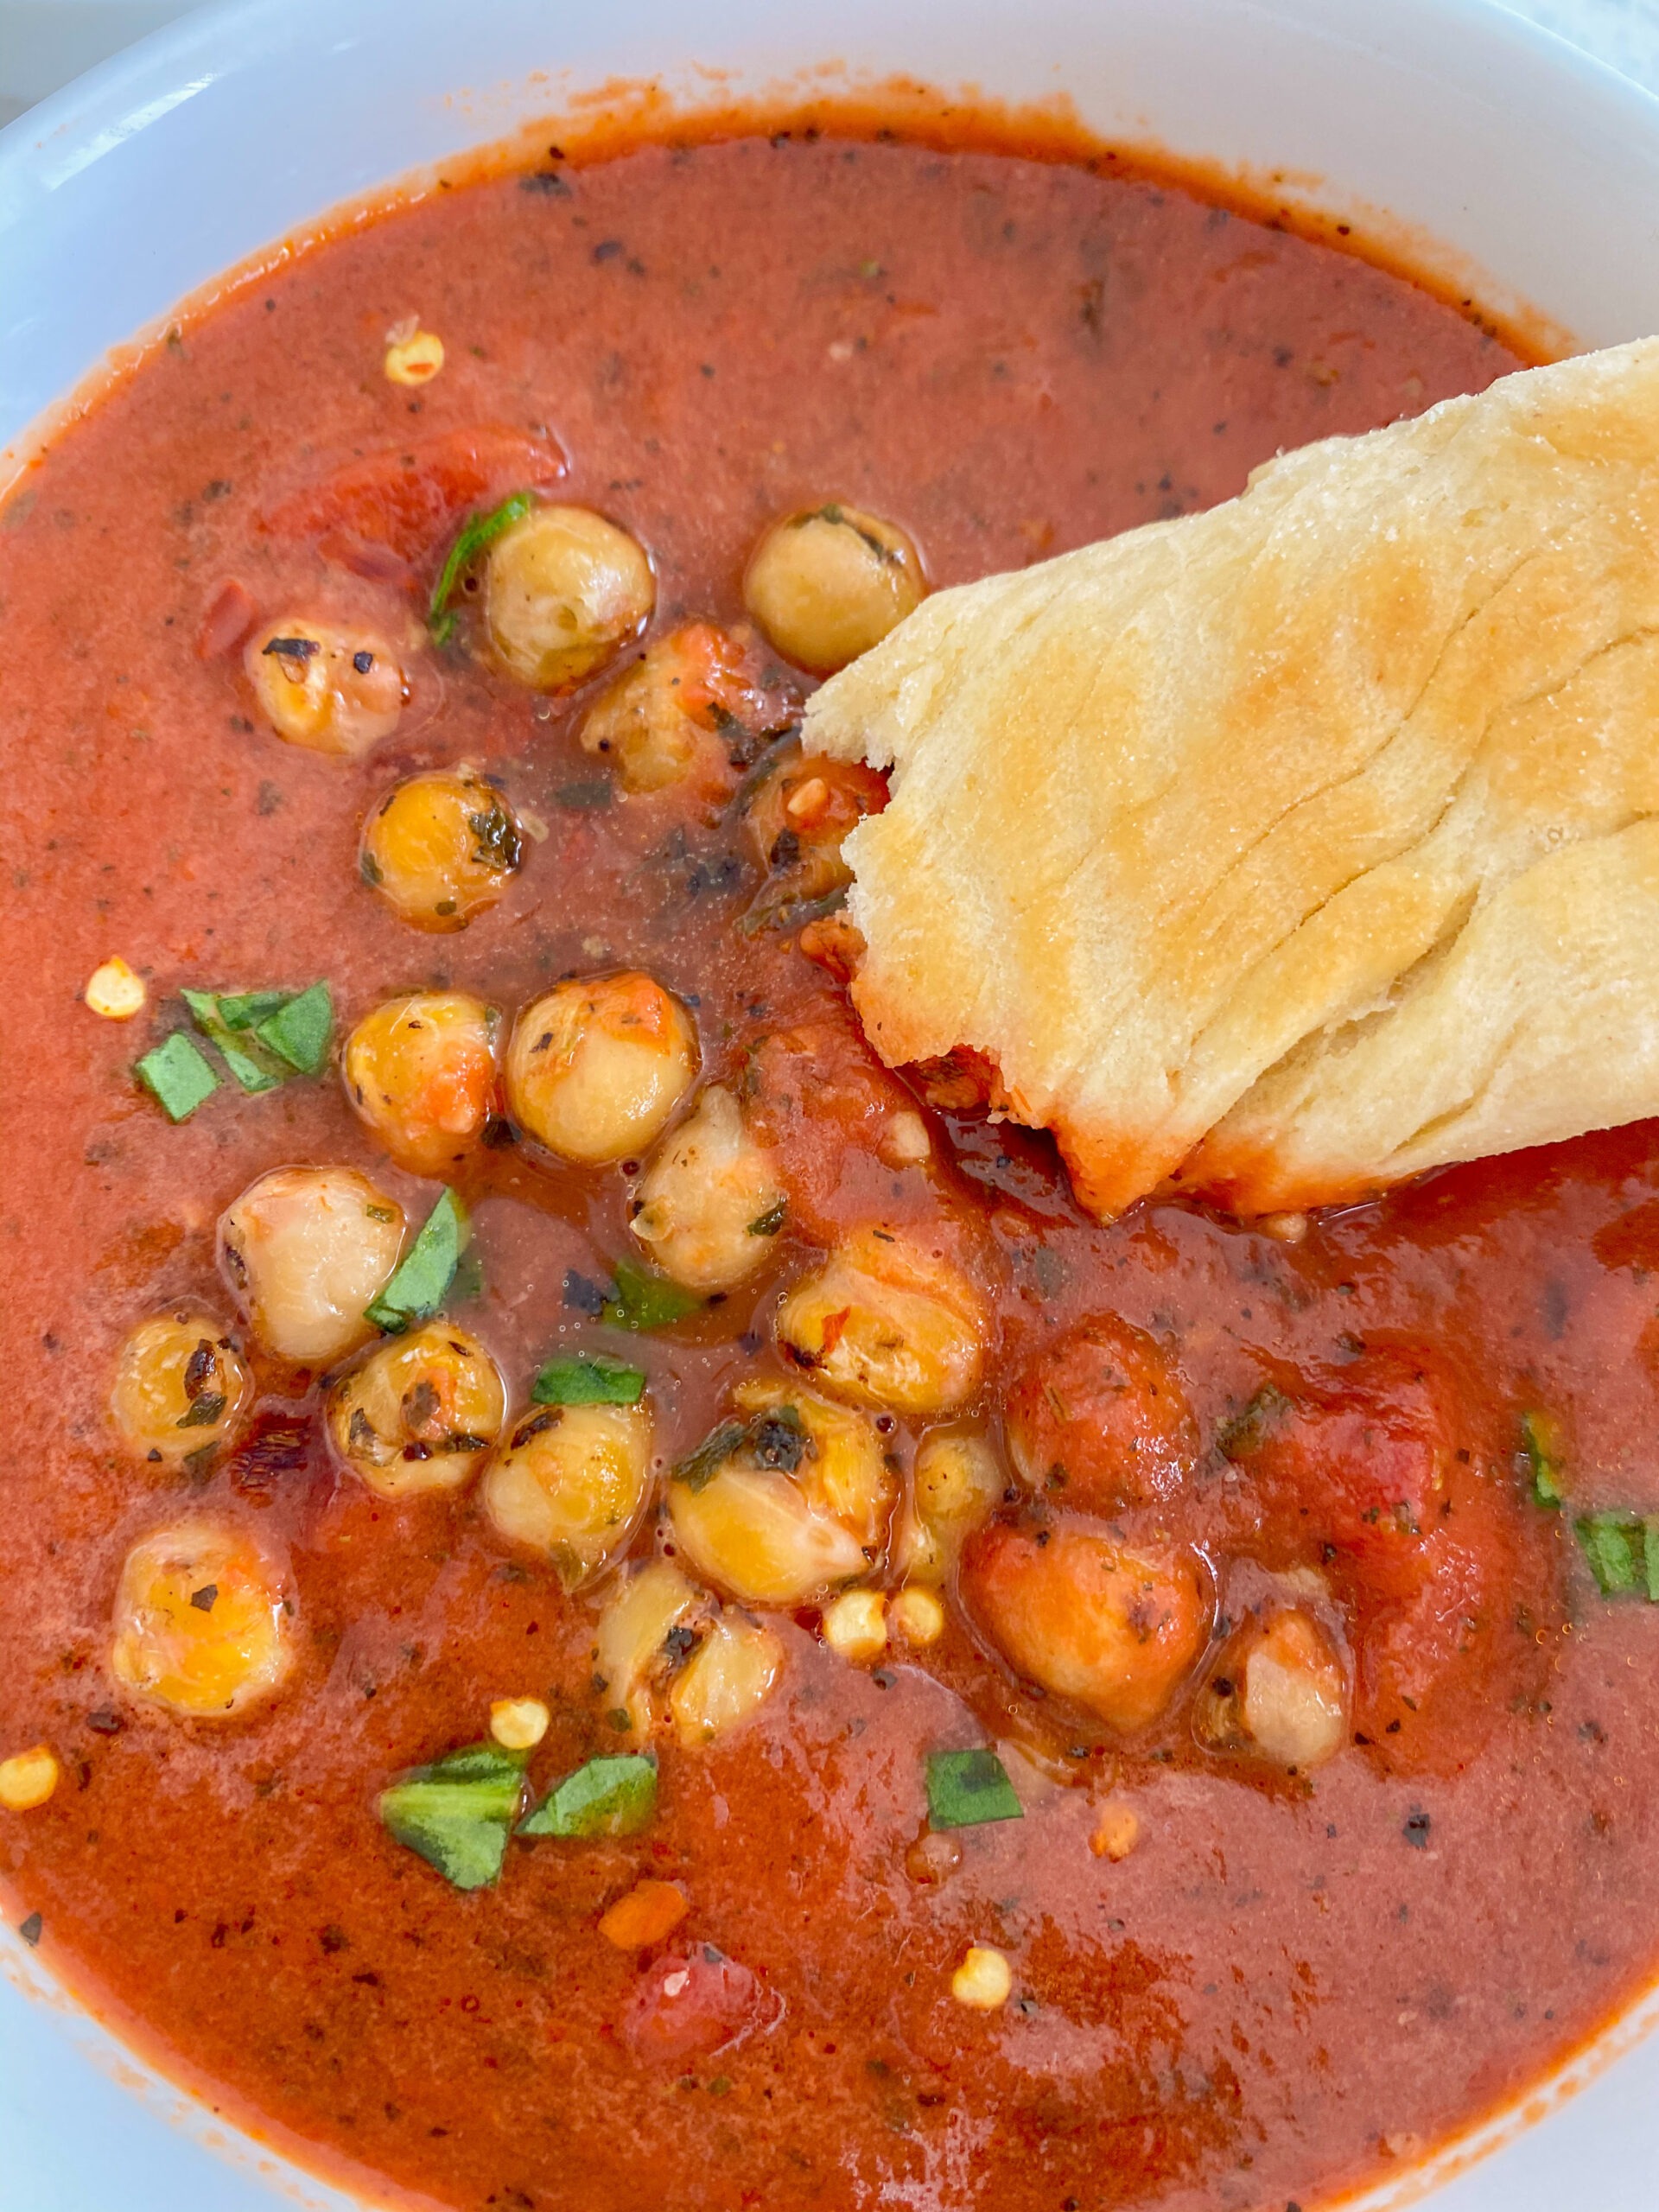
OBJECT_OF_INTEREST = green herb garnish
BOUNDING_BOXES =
[1521,1409,1565,1508]
[366,1188,467,1335]
[747,1198,788,1237]
[1576,1514,1659,1601]
[429,491,535,643]
[531,1353,646,1407]
[215,988,289,1031]
[135,1033,219,1122]
[378,1739,528,1890]
[518,1754,657,1839]
[925,1747,1023,1830]
[255,982,334,1074]
[601,1255,704,1332]
[671,1404,808,1494]
[181,990,286,1094]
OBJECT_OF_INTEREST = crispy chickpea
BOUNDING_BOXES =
[219,1166,404,1367]
[961,1523,1210,1736]
[1194,1605,1349,1772]
[110,1520,293,1718]
[631,1084,786,1291]
[1004,1314,1198,1516]
[776,1227,987,1417]
[344,991,499,1173]
[505,972,698,1166]
[244,619,406,755]
[484,504,654,691]
[896,1427,1005,1586]
[580,622,796,798]
[110,1311,252,1469]
[327,1324,505,1497]
[360,767,523,932]
[743,504,924,674]
[482,1402,652,1588]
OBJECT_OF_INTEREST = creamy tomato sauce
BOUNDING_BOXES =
[3,126,1656,2212]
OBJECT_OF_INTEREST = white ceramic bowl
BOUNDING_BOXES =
[5,1,1659,2203]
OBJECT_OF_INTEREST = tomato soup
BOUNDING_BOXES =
[3,125,1656,2212]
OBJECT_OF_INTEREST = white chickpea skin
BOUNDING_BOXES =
[359,768,523,932]
[244,619,406,755]
[776,1227,988,1417]
[327,1324,505,1498]
[630,1084,787,1291]
[482,1401,653,1589]
[344,991,499,1175]
[109,1311,252,1469]
[505,972,698,1166]
[219,1166,405,1366]
[484,504,655,691]
[742,503,924,674]
[110,1519,293,1718]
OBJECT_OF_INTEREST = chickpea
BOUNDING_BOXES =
[743,504,924,674]
[668,1615,784,1749]
[110,1311,252,1468]
[896,1427,1004,1586]
[110,1519,293,1717]
[244,619,406,755]
[482,1402,652,1588]
[1004,1314,1198,1516]
[631,1084,786,1291]
[1194,1606,1349,1772]
[327,1323,505,1497]
[594,1559,707,1735]
[484,504,654,691]
[505,972,698,1166]
[344,991,499,1173]
[960,1523,1210,1736]
[219,1166,404,1366]
[667,1381,893,1605]
[581,622,794,798]
[360,767,523,933]
[776,1227,987,1417]
[741,751,889,929]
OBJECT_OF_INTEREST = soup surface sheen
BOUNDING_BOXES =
[3,127,1657,2212]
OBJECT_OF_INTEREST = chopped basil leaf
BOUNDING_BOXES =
[175,1390,226,1431]
[451,1249,486,1305]
[255,982,334,1074]
[429,491,535,642]
[602,1255,704,1332]
[532,1353,646,1407]
[747,1198,788,1237]
[672,1404,808,1493]
[378,1739,527,1890]
[136,1033,219,1122]
[672,1419,749,1494]
[181,989,286,1094]
[925,1747,1023,1829]
[366,1188,467,1335]
[518,1754,657,1839]
[1521,1409,1565,1509]
[1575,1513,1659,1600]
[215,988,289,1031]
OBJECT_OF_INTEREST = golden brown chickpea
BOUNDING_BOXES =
[484,505,655,691]
[482,1401,653,1588]
[327,1323,505,1497]
[743,504,924,674]
[244,619,406,755]
[343,991,499,1173]
[110,1519,293,1717]
[579,621,796,798]
[775,1227,987,1416]
[505,972,699,1166]
[218,1166,404,1366]
[110,1311,252,1469]
[359,768,523,933]
[1193,1605,1350,1771]
[630,1084,786,1291]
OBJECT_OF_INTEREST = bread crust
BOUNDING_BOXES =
[805,338,1659,1217]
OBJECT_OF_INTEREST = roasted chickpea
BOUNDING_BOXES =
[219,1166,404,1366]
[896,1427,1004,1586]
[482,1402,652,1587]
[776,1227,986,1417]
[961,1523,1210,1736]
[505,972,698,1166]
[631,1084,786,1291]
[1194,1605,1349,1771]
[360,768,522,932]
[244,619,406,755]
[484,504,654,690]
[743,504,924,674]
[327,1323,505,1497]
[344,991,499,1173]
[110,1520,293,1717]
[110,1311,252,1469]
[1005,1314,1198,1515]
[580,622,796,798]
[667,1380,894,1605]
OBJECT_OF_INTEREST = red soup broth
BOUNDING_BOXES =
[3,124,1657,2212]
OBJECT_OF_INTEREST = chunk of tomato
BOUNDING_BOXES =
[620,1946,763,2067]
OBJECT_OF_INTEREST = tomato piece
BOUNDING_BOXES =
[262,425,566,574]
[1004,1313,1198,1512]
[620,1946,762,2066]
